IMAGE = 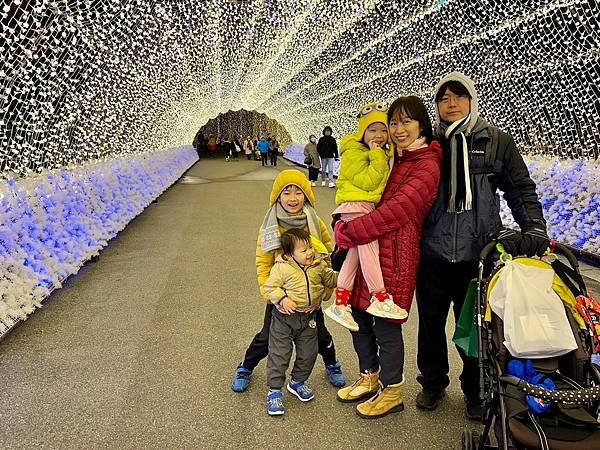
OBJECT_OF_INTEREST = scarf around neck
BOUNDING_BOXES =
[397,136,428,157]
[261,202,322,253]
[440,115,473,213]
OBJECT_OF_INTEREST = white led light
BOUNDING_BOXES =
[0,0,598,175]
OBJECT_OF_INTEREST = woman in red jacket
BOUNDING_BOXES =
[334,96,442,419]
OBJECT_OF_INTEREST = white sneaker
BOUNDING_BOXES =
[324,305,359,331]
[328,181,335,188]
[311,181,316,187]
[321,181,326,186]
[366,295,408,320]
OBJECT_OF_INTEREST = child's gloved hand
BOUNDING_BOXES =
[331,245,348,271]
[280,297,298,315]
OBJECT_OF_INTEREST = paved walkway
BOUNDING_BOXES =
[0,157,597,449]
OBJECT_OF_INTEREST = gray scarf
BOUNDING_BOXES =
[261,203,322,252]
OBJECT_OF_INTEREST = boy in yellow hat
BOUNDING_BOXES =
[231,169,346,393]
[325,103,408,331]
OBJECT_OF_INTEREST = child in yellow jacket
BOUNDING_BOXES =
[325,103,408,331]
[231,169,346,394]
[263,228,338,415]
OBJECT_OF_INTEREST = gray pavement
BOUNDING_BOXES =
[0,157,598,449]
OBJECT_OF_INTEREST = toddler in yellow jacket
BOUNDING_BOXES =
[325,102,408,332]
[263,228,338,416]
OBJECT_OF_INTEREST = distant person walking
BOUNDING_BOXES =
[258,137,270,166]
[303,134,321,187]
[207,135,217,158]
[317,126,338,187]
[270,137,280,166]
[244,136,254,160]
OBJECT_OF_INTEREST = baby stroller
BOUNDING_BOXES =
[462,239,600,450]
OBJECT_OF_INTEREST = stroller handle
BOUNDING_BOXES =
[551,240,580,271]
[500,375,600,404]
[479,237,579,272]
[479,241,498,262]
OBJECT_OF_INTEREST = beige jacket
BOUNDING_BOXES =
[263,255,338,310]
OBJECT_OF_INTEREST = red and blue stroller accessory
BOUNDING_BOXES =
[575,295,600,353]
[506,359,556,415]
[551,255,600,354]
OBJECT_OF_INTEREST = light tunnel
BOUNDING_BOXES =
[2,0,599,172]
[0,0,599,330]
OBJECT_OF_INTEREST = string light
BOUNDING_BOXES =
[0,0,599,177]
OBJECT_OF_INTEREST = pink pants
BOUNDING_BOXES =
[337,212,384,294]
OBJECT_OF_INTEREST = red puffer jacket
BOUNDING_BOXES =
[342,141,442,324]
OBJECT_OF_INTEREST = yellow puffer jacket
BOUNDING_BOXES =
[257,169,333,303]
[264,255,338,310]
[256,223,332,302]
[335,136,393,205]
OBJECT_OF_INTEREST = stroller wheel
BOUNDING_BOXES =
[461,428,481,450]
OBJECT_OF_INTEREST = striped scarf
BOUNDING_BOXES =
[441,115,473,213]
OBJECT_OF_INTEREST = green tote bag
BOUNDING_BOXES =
[452,279,479,358]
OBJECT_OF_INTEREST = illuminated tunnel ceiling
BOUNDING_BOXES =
[1,0,599,175]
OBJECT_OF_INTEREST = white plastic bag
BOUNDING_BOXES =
[488,259,577,358]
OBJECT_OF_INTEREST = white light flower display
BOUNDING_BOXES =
[0,147,197,335]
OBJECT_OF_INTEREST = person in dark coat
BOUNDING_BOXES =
[232,136,242,161]
[334,96,442,419]
[269,136,280,166]
[414,72,549,420]
[192,130,206,158]
[317,126,338,187]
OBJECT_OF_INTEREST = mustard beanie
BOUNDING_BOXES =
[269,169,316,207]
[356,102,389,140]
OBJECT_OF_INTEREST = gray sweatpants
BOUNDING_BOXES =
[267,308,318,389]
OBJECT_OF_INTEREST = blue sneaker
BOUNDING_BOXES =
[231,365,252,393]
[325,361,346,387]
[267,390,285,416]
[287,381,315,402]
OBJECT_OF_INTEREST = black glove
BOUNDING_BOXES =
[496,228,521,257]
[331,245,348,272]
[520,227,550,257]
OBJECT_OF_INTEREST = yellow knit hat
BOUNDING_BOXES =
[356,102,389,140]
[269,169,316,207]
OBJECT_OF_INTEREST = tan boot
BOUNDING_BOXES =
[336,371,380,403]
[356,380,405,419]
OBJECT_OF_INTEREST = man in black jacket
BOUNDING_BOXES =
[317,126,338,188]
[415,72,550,420]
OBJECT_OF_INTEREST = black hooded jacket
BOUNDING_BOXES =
[317,126,338,159]
[421,122,546,263]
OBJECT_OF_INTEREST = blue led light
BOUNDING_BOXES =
[0,147,197,330]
